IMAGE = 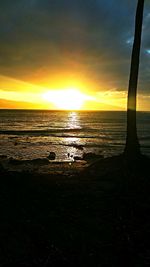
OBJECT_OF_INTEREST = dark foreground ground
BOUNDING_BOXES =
[0,155,150,266]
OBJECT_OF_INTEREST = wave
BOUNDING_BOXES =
[0,127,114,137]
[63,142,124,148]
[0,130,125,141]
[0,128,84,136]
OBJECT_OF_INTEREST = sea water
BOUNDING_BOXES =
[0,110,150,160]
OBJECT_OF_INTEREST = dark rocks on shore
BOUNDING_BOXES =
[9,157,50,165]
[9,158,21,165]
[70,143,84,150]
[47,152,56,160]
[73,152,104,161]
[31,158,50,165]
[0,155,7,159]
[75,144,84,150]
[73,156,83,161]
[83,152,104,160]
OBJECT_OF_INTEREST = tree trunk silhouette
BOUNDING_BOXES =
[124,0,144,159]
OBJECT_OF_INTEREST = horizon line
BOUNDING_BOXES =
[0,108,149,112]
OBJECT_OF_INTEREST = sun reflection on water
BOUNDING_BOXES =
[65,111,83,160]
[67,111,81,129]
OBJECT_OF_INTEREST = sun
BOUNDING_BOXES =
[43,88,86,110]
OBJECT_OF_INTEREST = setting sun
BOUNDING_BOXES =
[43,88,87,110]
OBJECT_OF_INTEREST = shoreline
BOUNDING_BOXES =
[1,153,150,176]
[0,151,106,177]
[0,155,89,177]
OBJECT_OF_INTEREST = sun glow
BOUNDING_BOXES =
[43,88,87,110]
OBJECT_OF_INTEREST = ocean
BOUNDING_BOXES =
[0,110,150,160]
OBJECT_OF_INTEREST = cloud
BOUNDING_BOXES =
[0,0,149,95]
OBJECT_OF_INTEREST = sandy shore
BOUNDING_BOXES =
[0,154,150,266]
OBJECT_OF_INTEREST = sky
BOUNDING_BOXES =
[0,0,150,110]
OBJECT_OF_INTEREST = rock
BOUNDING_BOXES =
[31,158,50,165]
[83,152,104,160]
[72,144,84,150]
[0,155,7,159]
[9,157,50,165]
[73,156,83,161]
[47,152,56,160]
[9,158,22,165]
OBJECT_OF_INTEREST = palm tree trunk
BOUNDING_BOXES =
[124,0,144,159]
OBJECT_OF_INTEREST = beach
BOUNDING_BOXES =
[1,154,150,266]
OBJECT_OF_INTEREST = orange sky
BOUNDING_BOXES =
[0,1,150,111]
[0,73,149,111]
